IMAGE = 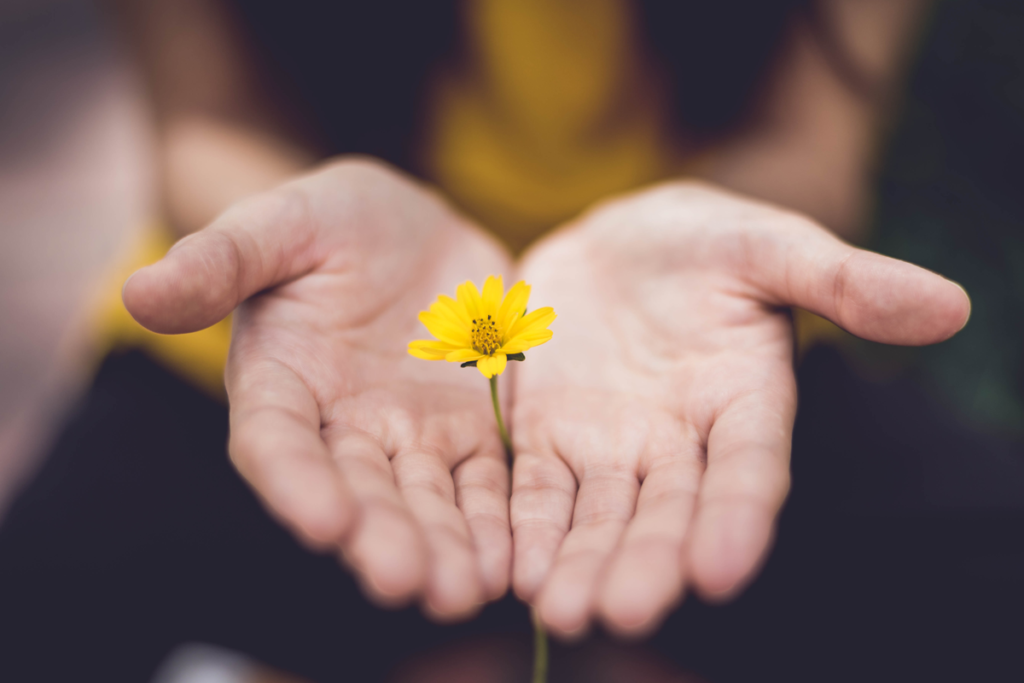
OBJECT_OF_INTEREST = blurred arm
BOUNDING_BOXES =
[697,0,931,242]
[108,0,318,236]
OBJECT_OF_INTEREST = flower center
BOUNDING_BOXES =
[471,315,501,355]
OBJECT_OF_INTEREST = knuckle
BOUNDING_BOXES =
[401,473,456,502]
[423,520,473,549]
[831,250,856,322]
[463,508,509,531]
[202,231,245,307]
[457,474,508,500]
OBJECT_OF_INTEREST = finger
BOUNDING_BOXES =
[510,451,577,602]
[687,382,795,602]
[325,430,430,607]
[597,453,703,638]
[123,186,319,334]
[752,218,970,345]
[453,448,512,602]
[227,357,353,549]
[535,469,640,638]
[391,449,486,621]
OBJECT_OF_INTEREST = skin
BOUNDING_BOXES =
[115,0,947,640]
[124,162,969,633]
[510,182,970,637]
[125,159,515,620]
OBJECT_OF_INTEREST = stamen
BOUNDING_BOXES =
[471,316,501,355]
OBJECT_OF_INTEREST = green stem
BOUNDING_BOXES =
[487,375,546,682]
[489,375,512,458]
[531,607,549,683]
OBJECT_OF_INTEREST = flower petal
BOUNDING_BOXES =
[498,329,553,354]
[446,348,484,363]
[436,294,472,328]
[476,353,507,378]
[481,275,504,316]
[456,280,485,321]
[497,281,530,334]
[507,306,556,338]
[419,311,472,346]
[409,347,445,360]
[409,339,461,349]
[408,339,460,360]
[430,298,469,329]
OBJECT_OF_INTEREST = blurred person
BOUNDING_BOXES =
[1,1,1022,682]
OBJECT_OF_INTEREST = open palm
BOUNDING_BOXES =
[509,182,971,637]
[124,159,514,619]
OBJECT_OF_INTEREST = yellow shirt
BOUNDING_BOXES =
[421,0,679,254]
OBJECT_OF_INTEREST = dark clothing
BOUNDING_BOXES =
[1,348,1021,683]
[227,0,805,169]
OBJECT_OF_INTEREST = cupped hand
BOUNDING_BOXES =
[509,181,970,638]
[123,158,514,620]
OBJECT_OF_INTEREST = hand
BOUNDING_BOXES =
[509,181,970,637]
[124,158,514,620]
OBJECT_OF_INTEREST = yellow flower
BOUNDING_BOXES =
[408,275,556,378]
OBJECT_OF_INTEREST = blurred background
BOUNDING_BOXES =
[1,0,1023,681]
[0,0,151,518]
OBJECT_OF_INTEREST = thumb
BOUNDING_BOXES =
[123,189,317,334]
[753,219,970,346]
